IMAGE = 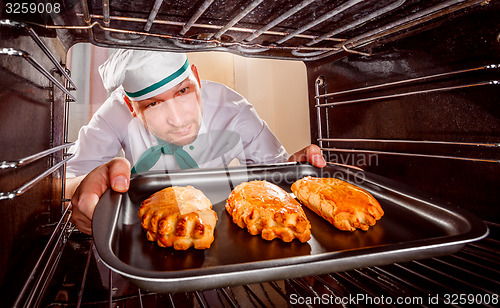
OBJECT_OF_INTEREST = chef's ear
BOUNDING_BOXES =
[123,95,137,117]
[191,64,201,87]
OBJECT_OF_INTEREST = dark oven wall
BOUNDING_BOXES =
[306,2,500,223]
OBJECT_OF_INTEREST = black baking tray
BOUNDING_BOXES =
[93,163,488,293]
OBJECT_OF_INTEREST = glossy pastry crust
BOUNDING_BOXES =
[291,176,383,231]
[138,186,217,250]
[225,180,311,242]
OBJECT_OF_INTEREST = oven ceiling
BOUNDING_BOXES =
[4,0,489,61]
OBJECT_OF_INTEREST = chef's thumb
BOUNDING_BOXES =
[107,157,131,192]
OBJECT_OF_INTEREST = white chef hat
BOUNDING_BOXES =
[98,49,191,101]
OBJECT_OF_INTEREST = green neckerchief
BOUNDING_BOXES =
[131,137,199,174]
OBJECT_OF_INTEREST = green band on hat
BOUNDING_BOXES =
[125,59,190,99]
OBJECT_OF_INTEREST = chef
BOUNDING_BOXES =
[66,49,326,234]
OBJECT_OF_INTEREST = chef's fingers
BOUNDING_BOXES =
[306,144,327,167]
[69,158,129,234]
[69,166,110,234]
[70,193,97,235]
[107,157,131,192]
[288,144,327,168]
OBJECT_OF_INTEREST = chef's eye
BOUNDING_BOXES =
[146,101,158,108]
[178,87,188,95]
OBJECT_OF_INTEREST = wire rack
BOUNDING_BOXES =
[24,0,489,61]
[43,221,499,307]
[314,64,500,166]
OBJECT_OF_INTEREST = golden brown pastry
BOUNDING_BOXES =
[291,176,383,231]
[225,180,311,242]
[138,186,217,250]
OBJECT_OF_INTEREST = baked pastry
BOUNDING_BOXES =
[225,180,311,242]
[291,176,383,231]
[138,186,217,250]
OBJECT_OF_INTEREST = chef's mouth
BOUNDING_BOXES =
[173,125,192,136]
[167,124,198,146]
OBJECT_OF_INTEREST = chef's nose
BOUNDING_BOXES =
[165,100,184,127]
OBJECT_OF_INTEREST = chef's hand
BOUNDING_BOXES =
[66,157,131,235]
[288,144,327,168]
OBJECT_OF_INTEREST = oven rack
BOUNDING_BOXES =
[302,0,489,60]
[314,64,500,165]
[1,20,76,100]
[0,19,77,201]
[0,47,76,101]
[14,205,75,308]
[0,20,76,89]
[28,0,486,61]
[44,221,500,307]
[0,145,74,201]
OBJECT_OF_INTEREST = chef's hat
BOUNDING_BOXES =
[99,49,191,101]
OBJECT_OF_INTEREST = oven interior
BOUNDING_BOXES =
[0,0,499,306]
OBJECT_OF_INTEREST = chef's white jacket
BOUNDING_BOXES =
[66,80,289,177]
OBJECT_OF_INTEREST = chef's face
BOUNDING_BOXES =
[126,65,203,146]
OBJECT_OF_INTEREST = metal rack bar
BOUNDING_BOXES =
[42,16,335,54]
[448,253,500,275]
[430,257,500,285]
[315,77,325,152]
[180,0,214,35]
[29,218,74,307]
[315,80,499,107]
[218,288,238,308]
[212,0,265,39]
[352,268,409,302]
[369,266,433,297]
[266,281,293,304]
[13,205,73,307]
[412,260,497,295]
[61,71,74,207]
[102,0,110,27]
[311,0,485,60]
[316,64,499,99]
[100,0,145,44]
[289,278,318,297]
[144,0,165,32]
[194,291,208,308]
[319,138,500,148]
[305,0,406,47]
[76,240,94,308]
[242,284,270,307]
[137,288,144,308]
[335,272,381,299]
[0,19,77,89]
[244,0,317,42]
[108,267,113,308]
[394,263,463,294]
[322,147,499,163]
[73,13,344,43]
[309,275,347,297]
[0,48,77,101]
[0,153,74,200]
[0,142,74,169]
[276,0,364,45]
